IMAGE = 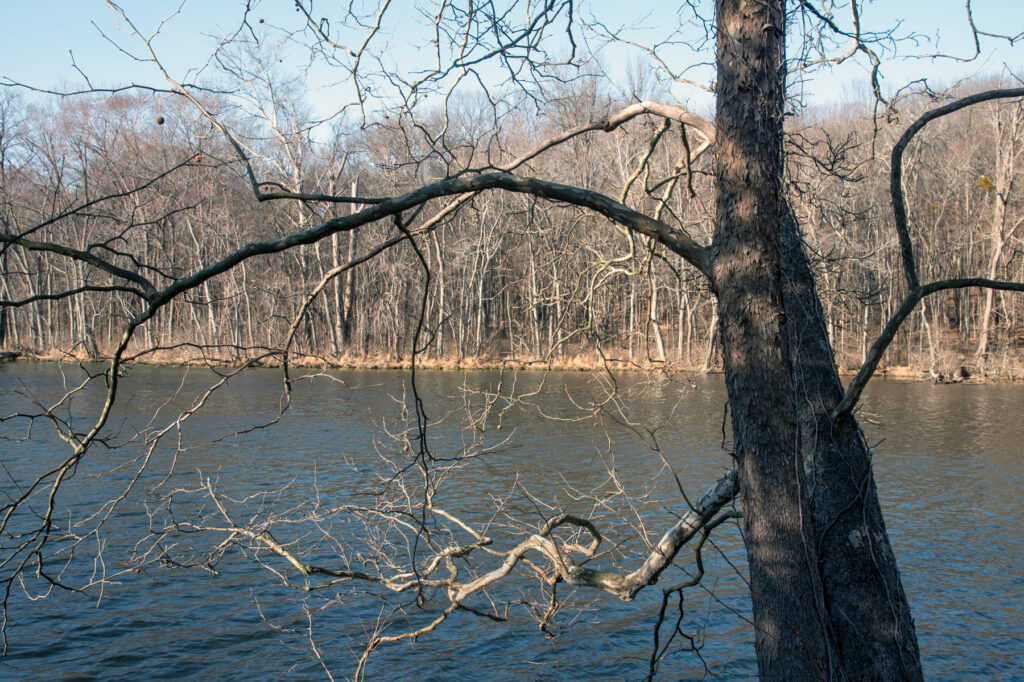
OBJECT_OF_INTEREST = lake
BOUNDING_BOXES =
[0,364,1021,680]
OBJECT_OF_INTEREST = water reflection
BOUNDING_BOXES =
[0,364,1021,680]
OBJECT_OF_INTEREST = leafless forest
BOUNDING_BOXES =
[2,76,1022,377]
[2,2,1024,678]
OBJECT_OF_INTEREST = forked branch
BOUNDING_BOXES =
[834,86,1024,422]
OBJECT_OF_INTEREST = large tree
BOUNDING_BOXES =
[1,1,1023,678]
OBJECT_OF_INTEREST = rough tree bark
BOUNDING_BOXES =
[710,0,923,678]
[710,0,830,677]
[781,209,923,680]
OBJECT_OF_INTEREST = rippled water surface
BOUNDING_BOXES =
[0,365,1021,680]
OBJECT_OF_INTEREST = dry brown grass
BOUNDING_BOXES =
[5,347,1023,382]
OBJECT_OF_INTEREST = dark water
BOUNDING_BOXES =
[0,364,1021,680]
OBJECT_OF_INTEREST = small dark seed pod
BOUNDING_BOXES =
[156,116,165,125]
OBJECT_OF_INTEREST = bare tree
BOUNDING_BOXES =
[1,1,1023,679]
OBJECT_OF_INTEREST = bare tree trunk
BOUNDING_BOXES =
[0,250,7,349]
[627,277,636,361]
[552,263,563,357]
[240,261,255,349]
[530,245,542,359]
[701,309,717,373]
[977,209,1005,374]
[457,279,467,362]
[710,2,831,677]
[977,102,1021,375]
[505,287,515,358]
[433,230,446,359]
[685,294,695,366]
[922,301,940,380]
[474,273,485,357]
[331,229,342,355]
[861,305,869,365]
[676,288,686,362]
[779,209,924,680]
[343,178,360,353]
[203,280,218,346]
[648,272,666,362]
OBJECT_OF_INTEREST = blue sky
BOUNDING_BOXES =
[1,0,1020,116]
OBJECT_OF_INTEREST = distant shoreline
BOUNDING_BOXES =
[2,348,1019,383]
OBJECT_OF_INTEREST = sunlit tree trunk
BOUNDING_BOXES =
[710,2,830,676]
[779,208,924,680]
[648,271,666,362]
[711,1,923,678]
[977,102,1022,375]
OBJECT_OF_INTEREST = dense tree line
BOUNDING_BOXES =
[3,2,1024,678]
[1,77,1022,377]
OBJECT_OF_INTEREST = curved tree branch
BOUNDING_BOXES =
[0,235,158,299]
[203,467,738,604]
[890,86,1024,290]
[833,87,1024,423]
[0,285,149,308]
[148,172,711,317]
[834,278,1024,424]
